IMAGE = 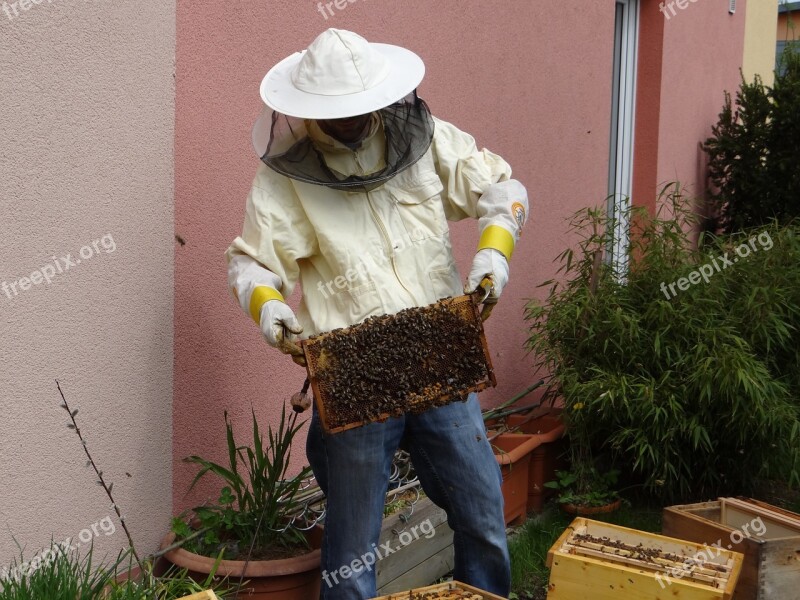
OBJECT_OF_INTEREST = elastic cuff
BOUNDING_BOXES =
[249,286,284,323]
[478,225,515,260]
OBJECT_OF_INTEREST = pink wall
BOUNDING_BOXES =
[656,0,747,202]
[174,0,616,510]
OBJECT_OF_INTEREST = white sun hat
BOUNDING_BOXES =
[260,28,426,120]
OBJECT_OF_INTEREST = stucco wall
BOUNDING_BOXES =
[0,0,175,564]
[173,0,616,510]
[657,0,747,199]
[778,11,799,41]
[743,0,778,86]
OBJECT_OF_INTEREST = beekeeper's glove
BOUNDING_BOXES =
[465,248,509,302]
[259,300,303,349]
[228,254,304,355]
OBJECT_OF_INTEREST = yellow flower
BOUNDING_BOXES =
[572,402,584,411]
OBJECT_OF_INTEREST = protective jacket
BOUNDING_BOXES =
[226,116,528,337]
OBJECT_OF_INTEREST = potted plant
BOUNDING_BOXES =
[492,433,535,525]
[482,382,566,513]
[544,467,621,515]
[161,405,323,599]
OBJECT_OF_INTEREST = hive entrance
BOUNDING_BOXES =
[301,295,496,433]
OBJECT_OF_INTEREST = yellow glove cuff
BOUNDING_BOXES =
[249,286,285,323]
[478,225,515,261]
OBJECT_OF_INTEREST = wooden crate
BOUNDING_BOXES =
[663,497,800,600]
[176,592,218,600]
[547,518,743,599]
[371,580,505,599]
[376,496,455,595]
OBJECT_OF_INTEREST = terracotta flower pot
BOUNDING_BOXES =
[560,498,622,516]
[505,409,567,513]
[493,434,534,525]
[160,526,323,600]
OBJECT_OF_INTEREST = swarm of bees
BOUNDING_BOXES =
[403,591,483,599]
[570,533,729,575]
[303,296,494,431]
[380,587,485,600]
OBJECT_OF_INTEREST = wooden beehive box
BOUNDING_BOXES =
[370,580,505,599]
[663,497,800,600]
[547,518,743,599]
[176,592,218,600]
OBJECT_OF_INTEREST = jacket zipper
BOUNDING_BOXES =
[365,191,420,306]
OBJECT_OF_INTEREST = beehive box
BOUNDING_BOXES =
[176,592,218,600]
[663,497,800,600]
[370,580,504,599]
[547,518,743,599]
[301,295,495,433]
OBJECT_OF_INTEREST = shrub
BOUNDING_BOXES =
[526,187,800,501]
[704,45,800,233]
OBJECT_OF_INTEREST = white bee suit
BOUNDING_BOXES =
[226,115,528,338]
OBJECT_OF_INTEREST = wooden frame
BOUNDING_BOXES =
[302,294,496,434]
[663,497,800,600]
[547,518,743,600]
[370,580,505,599]
[176,592,218,600]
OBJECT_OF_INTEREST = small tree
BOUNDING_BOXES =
[704,45,800,233]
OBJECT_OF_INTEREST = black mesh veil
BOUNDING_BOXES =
[251,92,434,193]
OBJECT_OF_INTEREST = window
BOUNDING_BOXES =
[608,0,639,277]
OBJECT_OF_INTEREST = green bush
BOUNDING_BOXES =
[526,188,800,501]
[0,543,233,599]
[704,45,800,233]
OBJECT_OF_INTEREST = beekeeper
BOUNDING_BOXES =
[227,28,528,599]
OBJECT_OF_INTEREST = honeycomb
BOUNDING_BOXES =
[301,295,496,433]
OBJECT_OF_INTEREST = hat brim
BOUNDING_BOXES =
[260,43,425,120]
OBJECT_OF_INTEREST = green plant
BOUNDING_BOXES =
[174,404,312,560]
[526,187,800,501]
[0,543,234,600]
[543,468,620,508]
[105,553,235,599]
[51,381,233,598]
[0,544,109,600]
[704,45,800,233]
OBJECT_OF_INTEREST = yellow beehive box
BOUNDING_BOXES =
[546,518,743,599]
[176,592,218,600]
[370,580,505,599]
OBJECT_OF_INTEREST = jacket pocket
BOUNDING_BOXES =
[390,175,447,242]
[429,266,462,300]
[332,280,383,322]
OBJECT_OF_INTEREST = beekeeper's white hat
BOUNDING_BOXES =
[260,28,426,120]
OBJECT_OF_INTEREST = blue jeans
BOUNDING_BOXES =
[306,393,510,599]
